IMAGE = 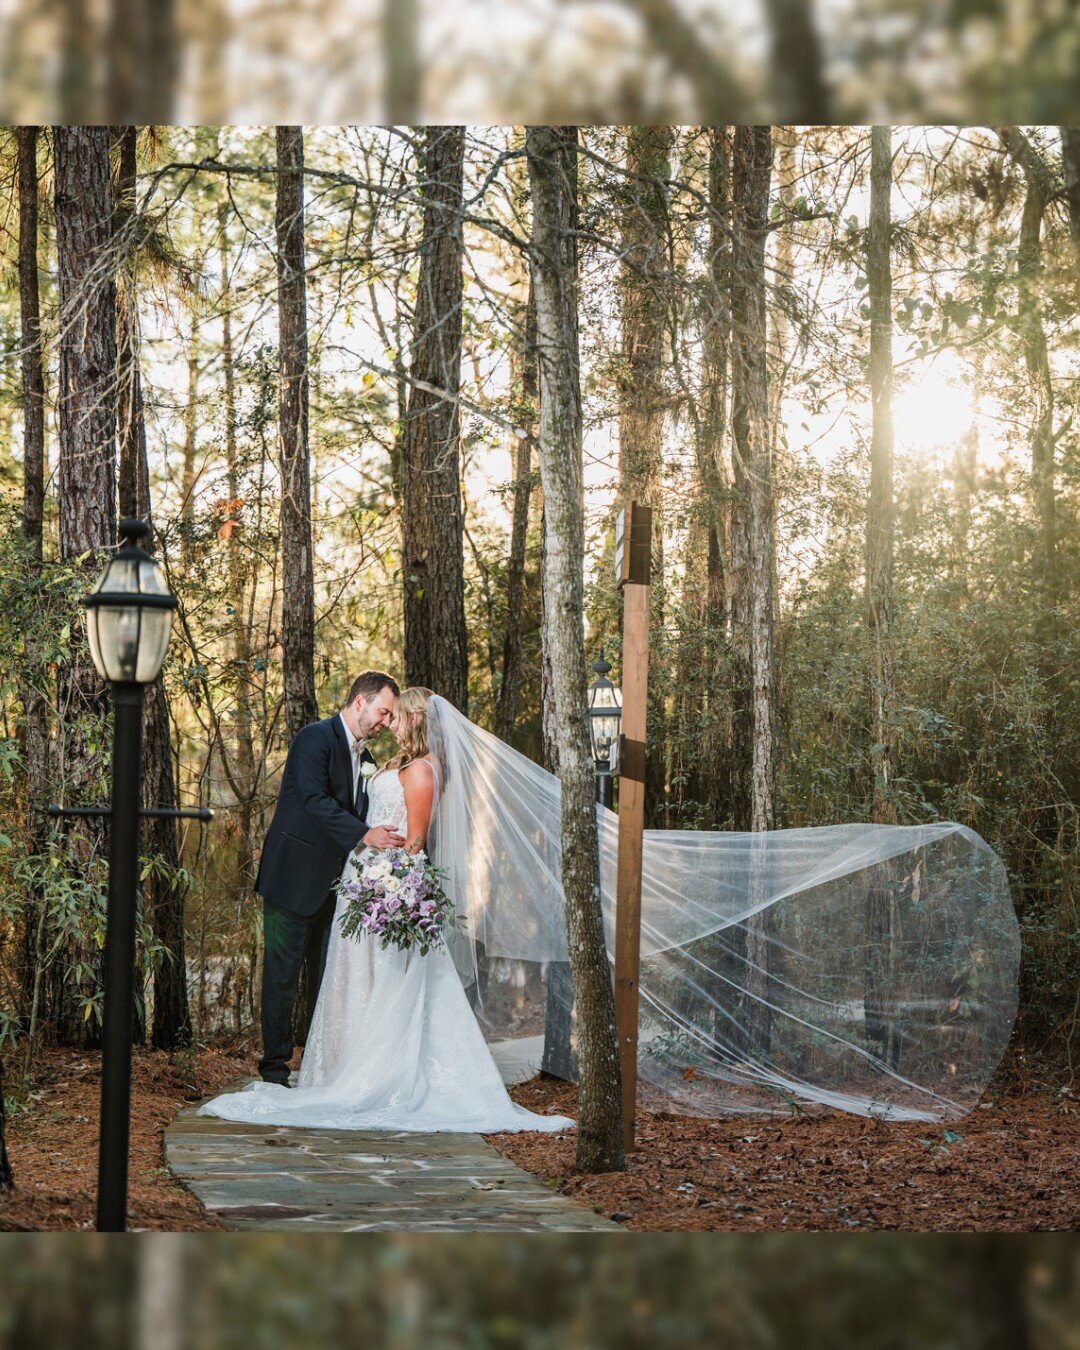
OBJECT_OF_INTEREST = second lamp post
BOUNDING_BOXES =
[587,651,622,809]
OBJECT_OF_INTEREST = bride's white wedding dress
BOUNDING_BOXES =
[200,763,575,1134]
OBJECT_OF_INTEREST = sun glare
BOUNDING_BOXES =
[893,364,974,455]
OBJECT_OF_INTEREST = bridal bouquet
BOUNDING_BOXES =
[338,847,459,956]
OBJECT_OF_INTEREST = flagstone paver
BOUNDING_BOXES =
[166,1044,616,1232]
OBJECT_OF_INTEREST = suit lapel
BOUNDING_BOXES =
[329,715,353,803]
[356,746,376,818]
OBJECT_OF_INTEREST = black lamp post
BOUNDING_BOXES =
[84,519,177,1232]
[587,650,622,809]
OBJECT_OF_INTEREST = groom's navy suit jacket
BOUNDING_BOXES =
[255,715,375,917]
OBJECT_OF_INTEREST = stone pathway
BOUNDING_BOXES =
[165,1039,617,1232]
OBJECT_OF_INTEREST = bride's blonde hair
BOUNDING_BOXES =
[386,686,433,771]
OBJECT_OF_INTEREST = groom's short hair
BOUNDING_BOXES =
[344,670,400,707]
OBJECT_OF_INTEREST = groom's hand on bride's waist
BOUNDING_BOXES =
[362,825,406,850]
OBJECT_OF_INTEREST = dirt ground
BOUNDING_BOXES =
[2,1047,1076,1232]
[488,1069,1080,1232]
[0,1045,250,1231]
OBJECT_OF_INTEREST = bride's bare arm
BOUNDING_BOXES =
[399,758,436,853]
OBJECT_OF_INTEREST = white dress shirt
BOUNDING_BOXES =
[338,712,365,804]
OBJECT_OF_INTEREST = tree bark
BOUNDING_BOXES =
[1062,127,1080,250]
[619,125,672,829]
[762,0,830,121]
[494,277,537,744]
[729,126,777,1054]
[19,127,45,561]
[527,124,623,1172]
[275,126,319,744]
[864,126,900,1068]
[136,1234,189,1350]
[17,125,51,1020]
[53,124,117,1047]
[696,126,733,827]
[996,127,1057,599]
[106,0,179,123]
[401,126,469,712]
[383,0,420,122]
[113,125,190,1047]
[866,126,897,826]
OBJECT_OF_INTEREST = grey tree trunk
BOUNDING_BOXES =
[864,126,900,1068]
[383,0,420,122]
[276,126,318,744]
[619,124,672,829]
[527,124,623,1172]
[53,125,117,1048]
[729,125,777,1054]
[401,126,469,712]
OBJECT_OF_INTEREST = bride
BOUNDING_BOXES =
[205,688,1020,1129]
[200,687,575,1133]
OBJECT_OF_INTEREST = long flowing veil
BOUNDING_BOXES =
[426,695,1019,1122]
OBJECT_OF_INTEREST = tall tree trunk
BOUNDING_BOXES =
[527,124,623,1173]
[53,125,117,1047]
[19,127,45,562]
[619,125,672,829]
[1060,127,1080,250]
[136,1234,189,1350]
[217,200,259,1013]
[729,125,777,1054]
[17,125,51,1022]
[494,278,537,744]
[112,124,150,1044]
[401,126,469,712]
[114,127,150,523]
[698,126,732,826]
[179,308,200,571]
[112,129,192,1048]
[866,126,897,826]
[59,0,96,122]
[996,128,1056,600]
[383,0,420,122]
[864,126,900,1068]
[762,0,830,121]
[106,0,178,122]
[275,126,318,743]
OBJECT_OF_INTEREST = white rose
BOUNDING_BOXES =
[383,875,402,893]
[360,760,377,779]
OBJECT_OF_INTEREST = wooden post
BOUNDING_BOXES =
[614,500,651,1152]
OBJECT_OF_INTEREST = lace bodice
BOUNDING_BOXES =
[366,767,407,832]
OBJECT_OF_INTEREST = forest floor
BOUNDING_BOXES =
[0,1045,251,1231]
[490,1062,1080,1232]
[2,1046,1077,1231]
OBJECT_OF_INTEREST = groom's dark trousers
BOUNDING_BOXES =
[255,715,374,1085]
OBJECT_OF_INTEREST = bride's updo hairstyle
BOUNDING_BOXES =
[386,686,434,771]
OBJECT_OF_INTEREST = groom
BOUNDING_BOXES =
[256,670,404,1085]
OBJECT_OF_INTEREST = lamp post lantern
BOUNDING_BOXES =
[84,518,177,1232]
[587,651,622,809]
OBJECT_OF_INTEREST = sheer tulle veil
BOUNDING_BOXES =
[425,695,1019,1122]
